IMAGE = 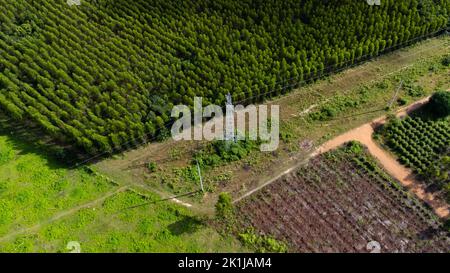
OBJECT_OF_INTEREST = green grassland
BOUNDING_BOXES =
[0,189,244,252]
[0,132,245,252]
[0,134,117,238]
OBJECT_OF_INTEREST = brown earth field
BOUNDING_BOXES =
[314,95,450,218]
[235,144,450,253]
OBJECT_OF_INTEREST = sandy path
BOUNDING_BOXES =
[314,96,450,219]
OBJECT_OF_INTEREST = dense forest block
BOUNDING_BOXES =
[0,0,448,154]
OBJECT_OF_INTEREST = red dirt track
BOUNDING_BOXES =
[314,96,450,218]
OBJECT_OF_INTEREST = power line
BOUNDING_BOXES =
[68,27,448,170]
[388,80,404,109]
[17,28,447,211]
[116,189,202,212]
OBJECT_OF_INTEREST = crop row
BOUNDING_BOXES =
[0,0,448,153]
[236,143,448,252]
[383,116,449,177]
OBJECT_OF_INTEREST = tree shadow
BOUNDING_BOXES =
[407,101,448,122]
[0,113,73,170]
[416,226,444,241]
[167,215,204,236]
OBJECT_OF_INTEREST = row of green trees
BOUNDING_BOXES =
[0,0,449,154]
[382,104,449,197]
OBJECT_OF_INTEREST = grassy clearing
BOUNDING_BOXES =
[0,133,117,238]
[0,189,245,252]
[0,133,245,252]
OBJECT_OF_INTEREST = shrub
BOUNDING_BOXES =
[428,91,450,117]
[444,219,450,233]
[280,131,294,142]
[194,139,258,167]
[147,162,157,173]
[405,85,424,98]
[428,64,439,72]
[215,192,234,220]
[441,55,450,66]
[397,97,408,106]
[239,230,288,253]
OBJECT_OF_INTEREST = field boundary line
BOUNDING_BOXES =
[314,95,450,218]
[0,186,129,244]
[235,95,450,219]
[233,156,312,204]
[116,38,450,207]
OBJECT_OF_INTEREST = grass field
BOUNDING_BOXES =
[0,134,117,238]
[0,132,245,252]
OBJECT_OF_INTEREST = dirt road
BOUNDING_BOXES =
[314,96,450,218]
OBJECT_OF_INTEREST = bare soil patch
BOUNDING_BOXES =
[236,148,449,252]
[314,97,450,218]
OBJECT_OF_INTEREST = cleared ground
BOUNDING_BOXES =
[235,143,449,253]
[315,96,450,218]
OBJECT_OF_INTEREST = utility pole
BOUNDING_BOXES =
[224,93,236,145]
[196,160,205,193]
[388,80,403,109]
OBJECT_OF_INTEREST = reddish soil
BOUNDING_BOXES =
[314,96,450,218]
[236,151,449,253]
